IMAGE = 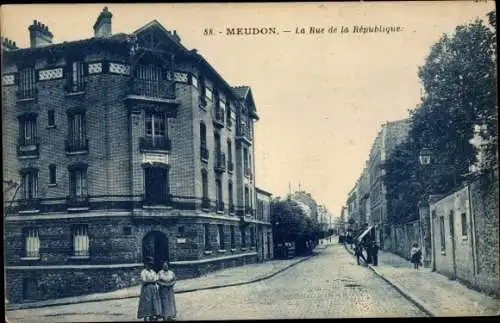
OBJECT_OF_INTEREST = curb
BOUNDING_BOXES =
[6,254,315,311]
[342,243,434,317]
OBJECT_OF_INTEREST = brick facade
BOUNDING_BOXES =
[3,10,269,303]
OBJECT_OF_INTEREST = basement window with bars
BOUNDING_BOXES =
[72,224,90,258]
[204,223,211,250]
[23,228,40,259]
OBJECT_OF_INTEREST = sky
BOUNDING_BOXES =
[1,2,495,216]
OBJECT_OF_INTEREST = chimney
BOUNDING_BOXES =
[1,37,18,51]
[93,6,113,37]
[172,30,181,43]
[28,20,53,48]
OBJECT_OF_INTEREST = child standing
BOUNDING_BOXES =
[410,243,422,270]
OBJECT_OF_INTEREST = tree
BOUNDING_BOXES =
[410,11,497,193]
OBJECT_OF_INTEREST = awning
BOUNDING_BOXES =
[357,225,374,242]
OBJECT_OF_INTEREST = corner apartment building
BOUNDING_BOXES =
[366,119,410,247]
[2,7,267,303]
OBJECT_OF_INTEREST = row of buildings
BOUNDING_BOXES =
[343,118,499,297]
[342,119,410,247]
[2,7,275,303]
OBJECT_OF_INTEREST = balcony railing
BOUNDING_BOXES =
[67,195,90,209]
[213,109,225,128]
[237,123,252,142]
[17,137,39,158]
[216,201,225,212]
[201,197,211,210]
[17,87,37,101]
[200,146,209,162]
[18,198,41,212]
[66,138,89,153]
[227,160,234,173]
[139,136,171,152]
[214,152,226,173]
[130,79,176,100]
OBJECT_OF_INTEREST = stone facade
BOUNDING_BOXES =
[430,170,499,297]
[3,8,268,303]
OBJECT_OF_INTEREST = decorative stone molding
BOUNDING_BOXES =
[88,62,103,74]
[38,68,63,81]
[109,62,130,75]
[173,72,188,83]
[2,74,15,85]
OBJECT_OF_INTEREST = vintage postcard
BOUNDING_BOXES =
[2,1,498,321]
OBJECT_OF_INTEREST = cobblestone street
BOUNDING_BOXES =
[6,244,427,322]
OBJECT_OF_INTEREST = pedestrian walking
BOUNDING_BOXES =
[410,243,422,270]
[158,262,177,321]
[354,241,367,265]
[370,240,379,266]
[137,257,162,321]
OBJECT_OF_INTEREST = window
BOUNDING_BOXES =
[461,213,468,237]
[241,227,246,248]
[178,226,185,235]
[204,224,211,250]
[72,224,89,257]
[49,164,56,185]
[23,228,40,258]
[136,64,163,81]
[250,227,255,247]
[449,211,455,238]
[19,116,37,146]
[202,170,209,200]
[228,181,234,212]
[67,112,87,151]
[68,61,85,92]
[243,148,249,171]
[439,217,446,251]
[192,75,198,88]
[200,122,207,147]
[69,167,87,197]
[226,104,232,127]
[48,110,55,127]
[230,226,236,249]
[21,169,38,200]
[216,178,223,211]
[245,186,250,210]
[144,166,169,204]
[218,224,225,249]
[206,87,213,101]
[227,140,232,164]
[199,77,207,106]
[145,111,166,138]
[18,66,36,99]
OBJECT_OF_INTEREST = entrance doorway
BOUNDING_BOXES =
[142,231,169,272]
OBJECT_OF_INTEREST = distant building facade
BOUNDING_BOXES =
[288,190,318,220]
[255,188,274,262]
[3,8,267,303]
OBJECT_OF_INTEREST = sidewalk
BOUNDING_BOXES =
[344,244,500,316]
[6,249,320,312]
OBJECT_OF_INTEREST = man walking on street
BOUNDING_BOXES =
[370,240,379,266]
[354,240,367,265]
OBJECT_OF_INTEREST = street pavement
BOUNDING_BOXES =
[344,244,500,317]
[6,242,427,322]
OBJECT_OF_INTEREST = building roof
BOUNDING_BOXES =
[255,187,272,196]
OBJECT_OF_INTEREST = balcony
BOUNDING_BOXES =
[216,201,225,213]
[67,195,90,210]
[18,198,41,213]
[214,152,226,173]
[129,79,176,101]
[65,138,89,154]
[201,197,211,210]
[245,206,254,216]
[236,123,252,145]
[17,87,37,101]
[17,137,39,158]
[200,146,209,162]
[139,136,171,152]
[227,160,234,173]
[213,109,225,128]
